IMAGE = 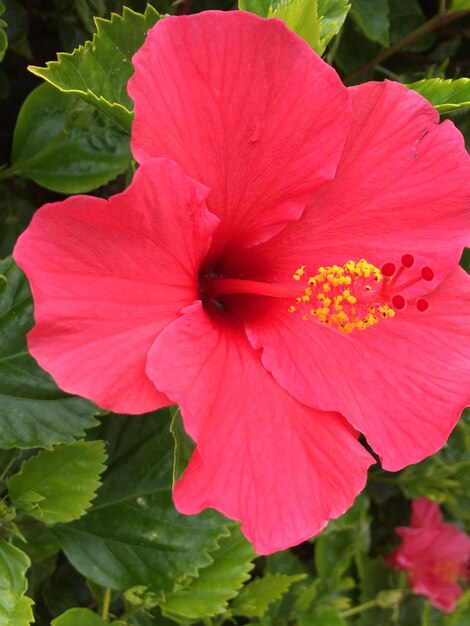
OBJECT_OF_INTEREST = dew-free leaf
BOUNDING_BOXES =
[0,540,34,626]
[407,78,470,113]
[52,410,232,594]
[8,440,107,523]
[240,0,350,55]
[29,5,161,133]
[10,83,131,193]
[350,0,390,46]
[231,573,307,618]
[0,257,98,449]
[162,525,256,619]
[51,607,109,626]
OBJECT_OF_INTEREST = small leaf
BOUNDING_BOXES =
[231,573,307,618]
[10,83,131,193]
[240,0,349,55]
[452,0,470,8]
[29,5,162,133]
[350,0,389,46]
[317,0,351,51]
[53,411,232,593]
[406,78,470,114]
[268,0,323,54]
[51,608,108,626]
[0,539,34,626]
[170,406,195,485]
[0,256,99,450]
[162,525,256,619]
[238,0,271,15]
[0,1,7,63]
[8,440,107,523]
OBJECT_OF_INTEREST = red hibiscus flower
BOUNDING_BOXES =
[14,11,470,553]
[386,498,470,612]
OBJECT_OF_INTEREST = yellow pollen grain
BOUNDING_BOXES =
[290,259,395,335]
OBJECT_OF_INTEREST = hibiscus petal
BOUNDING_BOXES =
[129,11,351,251]
[245,267,470,471]
[146,301,373,554]
[14,159,218,413]
[410,497,443,529]
[233,80,470,285]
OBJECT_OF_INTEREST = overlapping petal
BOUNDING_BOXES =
[129,11,351,251]
[245,268,470,470]
[229,81,470,286]
[14,159,218,413]
[146,301,373,554]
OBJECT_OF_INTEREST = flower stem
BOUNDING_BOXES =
[101,587,111,621]
[340,599,378,618]
[344,9,470,84]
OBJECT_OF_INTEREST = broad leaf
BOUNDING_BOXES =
[0,540,34,626]
[10,83,131,193]
[452,0,470,8]
[389,0,434,51]
[53,410,232,593]
[231,573,306,618]
[0,1,7,63]
[350,0,389,46]
[0,257,98,449]
[29,6,161,133]
[8,440,107,523]
[162,525,256,619]
[51,608,108,626]
[406,78,470,113]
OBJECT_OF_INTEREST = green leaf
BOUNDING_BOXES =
[170,406,195,485]
[300,606,347,626]
[51,608,108,626]
[0,539,34,626]
[0,1,7,63]
[389,0,434,52]
[231,573,307,618]
[452,0,470,8]
[317,0,351,51]
[268,0,323,54]
[53,410,232,594]
[238,0,271,16]
[350,0,389,46]
[162,525,256,619]
[406,78,470,113]
[0,257,99,450]
[240,0,349,55]
[29,5,162,133]
[9,83,130,193]
[8,440,107,523]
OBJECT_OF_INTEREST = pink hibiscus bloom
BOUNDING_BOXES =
[386,498,470,612]
[14,11,470,554]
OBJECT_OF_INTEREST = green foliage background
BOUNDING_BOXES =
[0,1,469,625]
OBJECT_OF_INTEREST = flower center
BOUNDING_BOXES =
[432,559,461,583]
[289,255,434,334]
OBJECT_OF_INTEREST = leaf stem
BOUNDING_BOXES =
[344,9,470,84]
[101,587,111,621]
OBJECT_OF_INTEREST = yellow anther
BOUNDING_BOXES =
[290,258,397,334]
